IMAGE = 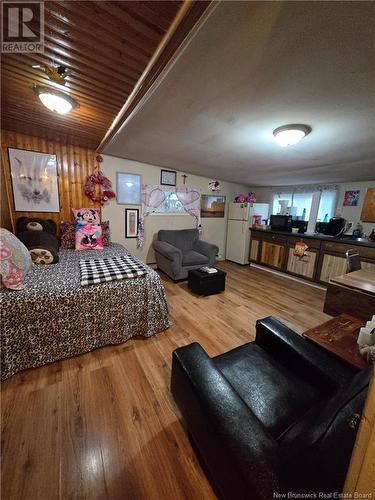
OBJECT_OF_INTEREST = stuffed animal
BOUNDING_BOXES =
[17,231,59,264]
[234,192,257,203]
[234,194,247,203]
[16,217,59,264]
[16,216,57,235]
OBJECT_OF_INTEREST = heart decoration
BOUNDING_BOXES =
[142,188,165,208]
[186,208,200,218]
[176,189,200,205]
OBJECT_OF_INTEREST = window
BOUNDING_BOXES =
[317,190,337,222]
[272,192,311,220]
[153,190,186,214]
[272,193,293,216]
[291,192,313,220]
[272,188,338,222]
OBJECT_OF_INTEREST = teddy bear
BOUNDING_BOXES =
[16,217,57,235]
[16,217,60,264]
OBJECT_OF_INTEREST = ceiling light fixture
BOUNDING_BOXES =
[273,124,312,147]
[33,84,79,115]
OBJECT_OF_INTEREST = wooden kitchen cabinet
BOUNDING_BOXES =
[260,241,285,269]
[286,248,318,280]
[249,229,375,284]
[318,254,347,284]
[249,238,260,262]
[318,253,375,284]
[317,242,375,284]
[361,261,375,272]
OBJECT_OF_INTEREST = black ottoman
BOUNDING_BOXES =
[188,268,226,295]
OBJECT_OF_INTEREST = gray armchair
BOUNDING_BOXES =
[153,229,219,281]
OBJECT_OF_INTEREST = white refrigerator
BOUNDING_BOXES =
[226,202,269,264]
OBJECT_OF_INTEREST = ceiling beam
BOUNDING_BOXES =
[97,0,216,153]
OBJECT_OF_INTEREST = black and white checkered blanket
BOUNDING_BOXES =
[79,255,146,286]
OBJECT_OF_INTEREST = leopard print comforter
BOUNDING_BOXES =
[0,244,170,380]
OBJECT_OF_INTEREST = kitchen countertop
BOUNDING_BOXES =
[249,228,375,248]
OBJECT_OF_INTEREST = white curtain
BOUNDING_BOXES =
[137,185,201,248]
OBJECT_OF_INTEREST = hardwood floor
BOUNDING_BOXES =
[1,262,331,500]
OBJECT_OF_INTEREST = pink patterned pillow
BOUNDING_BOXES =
[60,221,75,249]
[61,220,110,248]
[101,220,111,246]
[72,208,100,225]
[0,228,32,290]
[75,223,103,251]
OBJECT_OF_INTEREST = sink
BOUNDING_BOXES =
[341,235,368,242]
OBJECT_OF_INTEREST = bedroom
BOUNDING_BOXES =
[1,1,374,499]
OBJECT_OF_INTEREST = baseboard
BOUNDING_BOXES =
[250,263,326,290]
[225,259,249,266]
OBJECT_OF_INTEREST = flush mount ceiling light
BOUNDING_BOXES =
[33,84,79,115]
[273,124,312,147]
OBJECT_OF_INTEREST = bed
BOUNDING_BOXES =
[1,244,170,380]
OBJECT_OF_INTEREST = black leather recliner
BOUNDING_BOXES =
[171,317,372,500]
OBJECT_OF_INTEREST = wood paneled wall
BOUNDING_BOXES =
[344,371,375,494]
[1,130,100,232]
[0,151,13,231]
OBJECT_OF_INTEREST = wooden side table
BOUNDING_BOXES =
[303,314,367,370]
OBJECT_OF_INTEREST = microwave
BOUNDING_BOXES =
[323,217,346,236]
[316,218,346,236]
[270,215,293,232]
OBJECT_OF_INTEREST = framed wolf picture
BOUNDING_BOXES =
[8,148,60,213]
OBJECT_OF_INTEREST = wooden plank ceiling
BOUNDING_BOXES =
[1,1,183,149]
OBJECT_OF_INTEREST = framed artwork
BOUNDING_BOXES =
[343,190,360,207]
[8,148,60,212]
[160,169,177,186]
[125,208,139,238]
[117,172,141,205]
[361,188,375,222]
[201,195,226,218]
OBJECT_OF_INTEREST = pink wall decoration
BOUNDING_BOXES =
[137,185,201,248]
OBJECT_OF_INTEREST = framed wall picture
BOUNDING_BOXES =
[117,172,141,205]
[8,148,60,212]
[125,208,139,238]
[361,188,375,222]
[160,169,177,186]
[343,190,360,207]
[201,195,226,218]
